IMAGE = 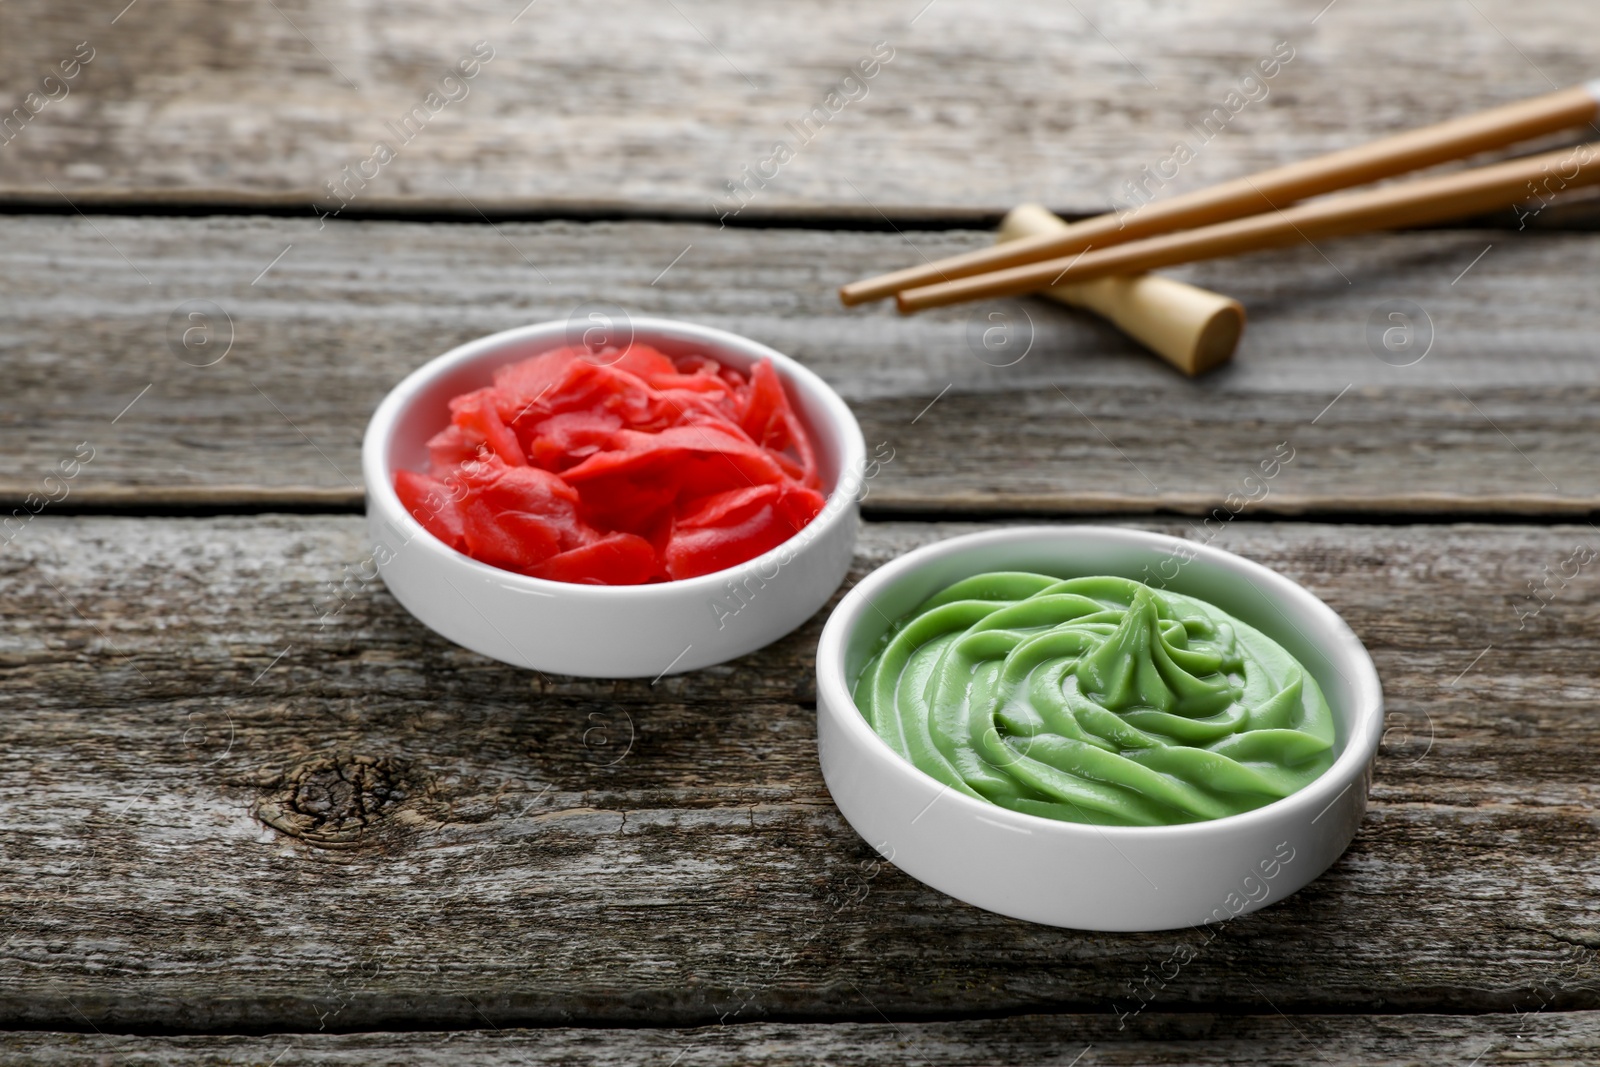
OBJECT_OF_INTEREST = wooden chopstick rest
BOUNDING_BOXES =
[997,204,1243,376]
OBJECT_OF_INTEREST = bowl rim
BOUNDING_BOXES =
[815,524,1385,842]
[361,316,867,600]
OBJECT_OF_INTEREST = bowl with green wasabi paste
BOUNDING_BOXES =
[814,526,1382,931]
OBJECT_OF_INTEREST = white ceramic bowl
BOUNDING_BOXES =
[815,526,1383,931]
[363,317,865,678]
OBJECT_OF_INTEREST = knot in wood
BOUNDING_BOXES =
[256,754,408,849]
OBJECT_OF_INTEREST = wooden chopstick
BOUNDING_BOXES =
[894,140,1600,312]
[839,82,1600,307]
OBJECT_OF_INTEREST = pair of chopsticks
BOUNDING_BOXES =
[841,82,1600,313]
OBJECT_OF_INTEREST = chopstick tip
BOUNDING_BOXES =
[838,281,877,306]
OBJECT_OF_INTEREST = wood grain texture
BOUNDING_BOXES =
[3,516,1599,1031]
[3,1011,1599,1065]
[4,215,1599,515]
[2,0,1598,216]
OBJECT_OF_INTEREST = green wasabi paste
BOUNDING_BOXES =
[853,574,1336,826]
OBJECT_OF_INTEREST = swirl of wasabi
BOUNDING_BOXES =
[853,573,1336,826]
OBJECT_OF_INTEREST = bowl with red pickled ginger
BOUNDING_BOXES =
[362,317,865,678]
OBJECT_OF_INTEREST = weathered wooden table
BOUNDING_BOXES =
[4,1,1599,1062]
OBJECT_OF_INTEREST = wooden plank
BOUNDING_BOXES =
[2,0,1598,216]
[2,516,1598,1030]
[3,216,1599,515]
[2,1012,1599,1065]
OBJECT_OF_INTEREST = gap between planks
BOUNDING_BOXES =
[0,194,1598,234]
[3,1003,1599,1040]
[13,492,1600,525]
